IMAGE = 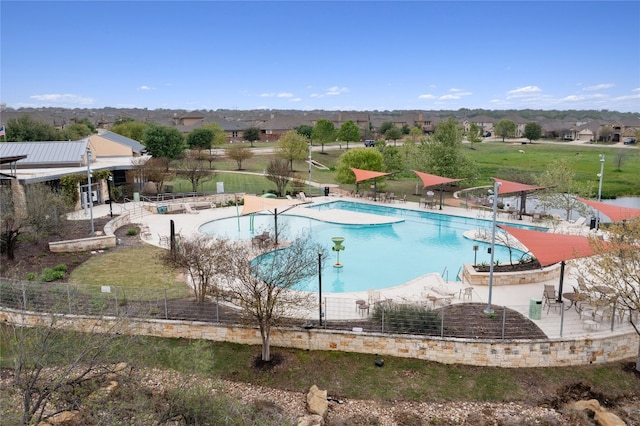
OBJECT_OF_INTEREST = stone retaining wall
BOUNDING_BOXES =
[2,308,636,368]
[462,263,561,286]
[48,212,131,253]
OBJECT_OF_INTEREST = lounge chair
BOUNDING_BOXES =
[542,284,562,314]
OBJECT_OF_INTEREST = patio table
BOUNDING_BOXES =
[562,292,587,312]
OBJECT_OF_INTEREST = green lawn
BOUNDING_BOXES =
[174,141,639,199]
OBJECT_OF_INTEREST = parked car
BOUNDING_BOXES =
[482,131,491,137]
[364,140,375,147]
[623,137,637,145]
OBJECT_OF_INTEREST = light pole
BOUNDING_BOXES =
[484,180,501,315]
[308,141,312,195]
[596,154,605,230]
[318,252,323,326]
[107,175,113,218]
[86,147,95,236]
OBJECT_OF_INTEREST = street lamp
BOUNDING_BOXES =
[86,147,95,236]
[484,180,501,315]
[308,141,312,195]
[596,154,605,230]
[107,175,114,218]
[318,252,323,326]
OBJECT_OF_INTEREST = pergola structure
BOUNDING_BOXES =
[412,170,464,210]
[350,167,391,201]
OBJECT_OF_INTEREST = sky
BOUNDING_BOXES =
[1,1,639,113]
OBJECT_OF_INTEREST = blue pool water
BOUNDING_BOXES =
[199,201,536,293]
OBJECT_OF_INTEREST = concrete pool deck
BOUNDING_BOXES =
[77,195,636,340]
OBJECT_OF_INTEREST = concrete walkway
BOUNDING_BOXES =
[72,195,636,340]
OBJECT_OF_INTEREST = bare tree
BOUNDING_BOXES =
[164,234,228,303]
[226,144,254,170]
[143,157,173,193]
[266,159,292,196]
[174,159,213,192]
[577,218,640,371]
[221,235,326,362]
[3,312,133,425]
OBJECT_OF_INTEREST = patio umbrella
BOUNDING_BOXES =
[351,168,391,201]
[576,197,640,222]
[497,225,596,302]
[494,178,547,220]
[241,195,302,245]
[412,170,464,210]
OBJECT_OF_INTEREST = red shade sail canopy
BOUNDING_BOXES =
[497,225,595,267]
[241,195,300,215]
[413,170,464,188]
[493,178,545,195]
[576,197,640,222]
[351,168,391,183]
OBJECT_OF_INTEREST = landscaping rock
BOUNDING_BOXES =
[306,385,328,418]
[297,414,324,426]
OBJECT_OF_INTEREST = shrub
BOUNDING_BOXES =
[53,264,68,273]
[371,303,441,335]
[40,267,66,282]
[127,228,139,236]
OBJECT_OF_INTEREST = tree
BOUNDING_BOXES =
[5,115,59,141]
[536,158,591,220]
[243,126,261,147]
[334,148,384,185]
[295,124,313,140]
[417,118,478,178]
[201,122,228,147]
[598,126,614,143]
[467,123,482,150]
[277,130,308,171]
[220,235,325,361]
[186,128,214,150]
[1,183,72,262]
[577,218,640,371]
[336,120,361,150]
[523,122,542,143]
[60,122,93,140]
[143,124,186,159]
[3,311,133,425]
[110,120,147,142]
[143,157,173,192]
[495,119,516,142]
[165,234,228,303]
[226,144,254,170]
[380,145,403,174]
[265,159,292,196]
[378,121,394,136]
[384,126,402,146]
[311,119,335,153]
[409,126,423,144]
[175,159,213,192]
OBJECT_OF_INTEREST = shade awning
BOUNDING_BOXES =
[351,167,391,183]
[412,170,464,188]
[576,197,640,222]
[497,225,595,267]
[493,178,545,195]
[241,195,301,216]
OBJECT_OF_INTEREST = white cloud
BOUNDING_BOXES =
[506,86,542,98]
[290,98,302,102]
[29,93,94,105]
[277,92,293,98]
[631,88,640,92]
[418,94,435,99]
[439,91,472,101]
[614,93,640,101]
[583,83,614,91]
[137,85,153,91]
[325,86,349,96]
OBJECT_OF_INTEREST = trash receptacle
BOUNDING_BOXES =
[529,297,542,320]
[324,186,330,196]
[589,216,597,230]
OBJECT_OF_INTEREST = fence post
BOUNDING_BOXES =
[21,281,27,311]
[67,284,72,314]
[164,289,168,319]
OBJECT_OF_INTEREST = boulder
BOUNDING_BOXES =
[38,410,81,426]
[594,411,626,426]
[573,399,602,414]
[306,385,328,418]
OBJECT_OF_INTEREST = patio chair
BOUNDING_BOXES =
[542,284,562,314]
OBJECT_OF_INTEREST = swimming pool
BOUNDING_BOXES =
[199,201,535,293]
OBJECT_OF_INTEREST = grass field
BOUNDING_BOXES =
[172,140,639,199]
